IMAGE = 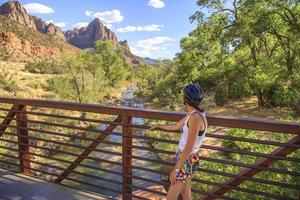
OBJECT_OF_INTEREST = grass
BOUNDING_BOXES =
[0,60,55,98]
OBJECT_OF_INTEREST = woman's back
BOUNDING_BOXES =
[178,110,207,154]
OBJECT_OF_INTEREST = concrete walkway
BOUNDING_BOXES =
[0,169,108,200]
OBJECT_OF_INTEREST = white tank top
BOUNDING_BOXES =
[178,110,207,154]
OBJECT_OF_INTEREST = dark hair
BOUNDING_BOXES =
[184,99,204,112]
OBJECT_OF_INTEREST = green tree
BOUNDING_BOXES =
[95,40,129,86]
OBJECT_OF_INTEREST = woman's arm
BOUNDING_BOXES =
[149,115,187,131]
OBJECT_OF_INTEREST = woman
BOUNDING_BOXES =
[150,83,207,200]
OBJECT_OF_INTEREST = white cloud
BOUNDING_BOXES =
[85,9,123,24]
[46,20,66,28]
[148,0,165,9]
[24,3,54,14]
[117,24,164,33]
[104,23,113,29]
[85,10,93,17]
[131,36,175,58]
[72,22,89,29]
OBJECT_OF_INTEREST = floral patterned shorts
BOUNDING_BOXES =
[175,151,200,183]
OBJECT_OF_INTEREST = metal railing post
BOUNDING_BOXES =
[122,115,133,199]
[15,104,30,174]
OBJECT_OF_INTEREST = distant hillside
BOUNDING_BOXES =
[0,15,79,62]
[143,57,158,65]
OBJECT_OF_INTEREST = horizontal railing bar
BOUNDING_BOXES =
[0,150,298,199]
[132,155,174,166]
[131,136,300,162]
[194,174,298,199]
[8,111,299,149]
[1,131,127,158]
[132,161,300,190]
[191,188,237,200]
[0,166,19,174]
[135,130,300,148]
[200,168,300,190]
[0,159,20,168]
[3,119,299,163]
[4,142,289,197]
[0,137,123,167]
[0,145,240,198]
[0,143,300,190]
[0,108,148,129]
[192,177,295,200]
[3,122,298,163]
[58,176,122,195]
[206,133,300,148]
[128,143,175,155]
[133,159,299,191]
[1,111,299,151]
[201,145,300,162]
[0,144,124,178]
[0,152,19,160]
[0,97,299,134]
[132,153,300,176]
[1,121,176,155]
[132,174,234,199]
[31,167,123,195]
[131,162,297,199]
[0,152,123,186]
[0,135,298,177]
[132,165,168,176]
[15,130,300,177]
[0,115,146,134]
[199,156,300,176]
[0,120,126,145]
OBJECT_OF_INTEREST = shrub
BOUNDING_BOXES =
[25,60,64,74]
[264,82,290,107]
[228,81,252,99]
[215,84,228,106]
[0,71,19,92]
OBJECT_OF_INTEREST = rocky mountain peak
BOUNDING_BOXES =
[0,1,144,65]
[0,1,65,40]
[0,1,36,29]
[65,18,118,49]
[44,23,66,41]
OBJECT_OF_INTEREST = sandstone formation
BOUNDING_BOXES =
[0,31,62,61]
[65,18,118,49]
[0,1,65,40]
[0,1,145,65]
[0,1,36,29]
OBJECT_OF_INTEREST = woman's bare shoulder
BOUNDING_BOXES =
[190,111,206,125]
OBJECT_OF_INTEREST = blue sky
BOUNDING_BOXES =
[0,0,200,59]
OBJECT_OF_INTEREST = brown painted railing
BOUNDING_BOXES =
[0,97,299,200]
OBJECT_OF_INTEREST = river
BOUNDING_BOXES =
[58,84,163,198]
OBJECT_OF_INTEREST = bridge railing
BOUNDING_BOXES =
[0,97,299,200]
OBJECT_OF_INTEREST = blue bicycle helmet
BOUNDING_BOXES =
[183,83,204,105]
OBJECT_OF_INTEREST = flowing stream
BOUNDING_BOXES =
[81,85,162,198]
[43,85,163,198]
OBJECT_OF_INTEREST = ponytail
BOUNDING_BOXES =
[195,105,204,113]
